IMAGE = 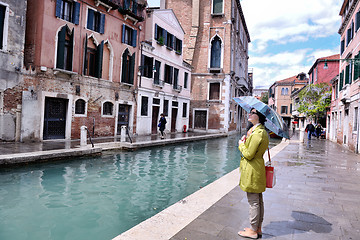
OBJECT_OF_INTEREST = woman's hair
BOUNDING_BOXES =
[251,108,267,125]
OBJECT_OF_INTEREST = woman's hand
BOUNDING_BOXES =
[239,135,246,145]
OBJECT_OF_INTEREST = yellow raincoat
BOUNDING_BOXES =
[238,124,269,193]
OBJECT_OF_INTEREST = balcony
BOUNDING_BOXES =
[118,0,145,22]
[153,79,164,88]
[173,84,182,92]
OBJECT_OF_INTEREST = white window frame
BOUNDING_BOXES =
[208,33,224,69]
[101,100,115,118]
[0,2,9,51]
[211,0,224,15]
[74,97,88,117]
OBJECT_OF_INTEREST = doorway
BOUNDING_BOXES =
[171,108,178,132]
[152,106,160,134]
[43,97,68,140]
[194,110,207,129]
[117,104,131,135]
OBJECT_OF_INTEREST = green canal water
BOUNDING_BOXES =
[0,135,280,240]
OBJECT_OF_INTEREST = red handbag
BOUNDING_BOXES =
[265,148,276,188]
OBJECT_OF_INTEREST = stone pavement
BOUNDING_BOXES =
[170,136,360,240]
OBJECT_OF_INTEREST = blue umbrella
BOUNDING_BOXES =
[233,96,289,139]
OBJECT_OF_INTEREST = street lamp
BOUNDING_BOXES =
[323,58,360,69]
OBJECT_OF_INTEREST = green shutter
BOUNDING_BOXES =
[345,65,350,85]
[121,49,128,82]
[95,41,104,78]
[68,28,74,71]
[56,26,66,69]
[129,53,135,84]
[83,34,88,75]
[340,71,344,91]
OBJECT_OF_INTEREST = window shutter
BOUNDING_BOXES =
[345,64,350,85]
[132,29,137,47]
[170,66,173,84]
[73,2,80,25]
[357,12,360,31]
[121,50,128,82]
[83,34,88,75]
[163,30,167,46]
[340,71,344,91]
[350,62,353,84]
[129,53,135,84]
[356,54,360,81]
[154,24,158,40]
[87,9,94,30]
[124,0,130,9]
[179,39,182,53]
[99,13,105,34]
[121,24,126,43]
[55,0,62,18]
[141,54,145,76]
[132,1,138,14]
[69,28,74,69]
[56,26,66,69]
[95,41,104,78]
[171,35,175,49]
[0,5,4,49]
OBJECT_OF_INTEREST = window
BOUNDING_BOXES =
[55,0,80,24]
[56,26,74,71]
[75,99,86,114]
[166,32,173,49]
[153,98,160,105]
[121,49,135,84]
[341,39,345,54]
[164,64,173,84]
[210,36,221,68]
[0,3,8,50]
[175,38,182,54]
[281,88,288,95]
[340,70,344,91]
[345,63,352,85]
[354,107,359,131]
[209,82,220,100]
[141,55,153,78]
[182,102,187,118]
[356,11,360,32]
[163,99,169,116]
[184,72,188,89]
[103,101,113,116]
[173,68,179,89]
[122,24,137,47]
[87,9,105,34]
[84,37,104,78]
[281,106,288,114]
[346,21,354,47]
[172,101,178,107]
[212,0,223,14]
[154,24,164,44]
[154,60,161,85]
[141,96,148,116]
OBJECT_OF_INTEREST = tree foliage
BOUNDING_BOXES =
[260,92,268,104]
[298,83,331,119]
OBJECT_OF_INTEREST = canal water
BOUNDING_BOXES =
[0,135,280,240]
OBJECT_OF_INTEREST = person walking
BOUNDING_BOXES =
[315,123,323,139]
[237,108,269,239]
[158,113,167,139]
[305,121,315,140]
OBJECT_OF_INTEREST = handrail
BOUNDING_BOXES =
[85,127,94,148]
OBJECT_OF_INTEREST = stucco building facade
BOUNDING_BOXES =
[14,0,146,141]
[331,0,360,153]
[163,0,251,133]
[0,0,27,141]
[136,8,191,135]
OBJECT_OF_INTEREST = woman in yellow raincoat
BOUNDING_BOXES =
[238,108,269,239]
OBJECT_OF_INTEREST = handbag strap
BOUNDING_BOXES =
[267,147,271,164]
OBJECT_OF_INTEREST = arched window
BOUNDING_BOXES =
[210,36,221,68]
[84,35,103,78]
[57,25,74,71]
[75,99,86,114]
[103,101,113,116]
[121,49,135,84]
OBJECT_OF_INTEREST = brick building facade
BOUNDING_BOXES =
[163,0,251,133]
[3,0,147,142]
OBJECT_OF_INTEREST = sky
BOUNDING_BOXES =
[147,0,342,88]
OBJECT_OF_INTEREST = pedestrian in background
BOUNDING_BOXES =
[305,121,315,140]
[158,113,167,139]
[315,123,323,139]
[237,108,269,239]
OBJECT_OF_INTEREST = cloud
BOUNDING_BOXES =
[241,0,342,53]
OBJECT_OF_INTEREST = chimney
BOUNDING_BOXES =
[160,0,165,9]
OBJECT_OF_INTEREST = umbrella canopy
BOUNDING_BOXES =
[234,96,289,139]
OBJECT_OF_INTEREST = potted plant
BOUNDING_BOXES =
[157,36,164,45]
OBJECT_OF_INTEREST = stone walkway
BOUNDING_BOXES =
[169,137,360,240]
